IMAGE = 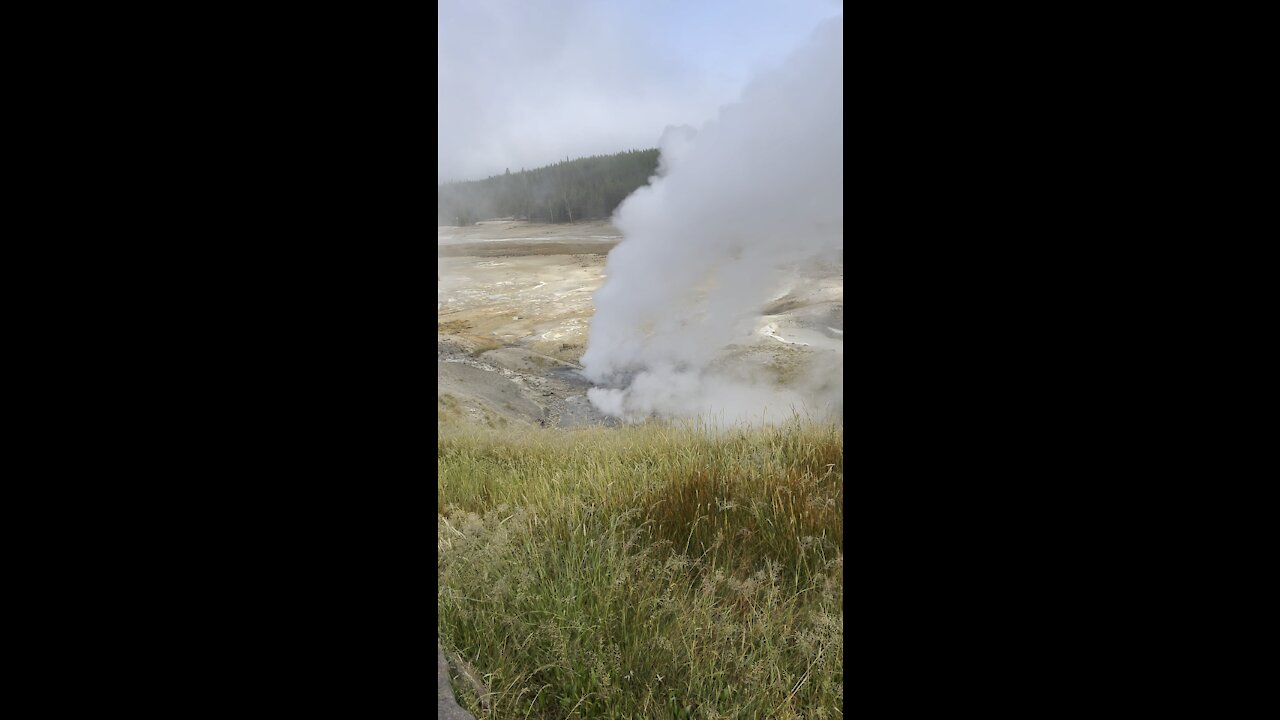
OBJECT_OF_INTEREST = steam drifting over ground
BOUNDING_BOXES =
[582,16,843,425]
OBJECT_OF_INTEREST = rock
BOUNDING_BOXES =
[438,642,476,720]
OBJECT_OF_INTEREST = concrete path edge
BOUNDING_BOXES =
[438,641,477,720]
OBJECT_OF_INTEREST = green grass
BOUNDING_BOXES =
[438,419,843,719]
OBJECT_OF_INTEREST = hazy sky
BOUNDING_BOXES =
[438,0,843,183]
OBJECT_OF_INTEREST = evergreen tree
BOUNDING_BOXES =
[437,149,661,226]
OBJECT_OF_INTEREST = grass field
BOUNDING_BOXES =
[438,420,843,719]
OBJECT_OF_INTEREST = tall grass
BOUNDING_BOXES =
[438,420,843,719]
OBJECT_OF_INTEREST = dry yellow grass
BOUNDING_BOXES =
[438,420,843,719]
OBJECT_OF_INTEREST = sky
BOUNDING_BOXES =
[438,0,843,183]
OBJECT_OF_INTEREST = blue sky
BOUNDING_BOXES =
[438,0,842,183]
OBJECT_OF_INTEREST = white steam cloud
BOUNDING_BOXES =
[582,16,843,425]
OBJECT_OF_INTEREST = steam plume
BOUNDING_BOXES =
[582,16,842,424]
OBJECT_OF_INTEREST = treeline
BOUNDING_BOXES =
[438,148,660,226]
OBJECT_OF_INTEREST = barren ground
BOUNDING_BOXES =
[438,219,842,427]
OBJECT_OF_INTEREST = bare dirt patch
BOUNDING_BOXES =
[439,222,616,427]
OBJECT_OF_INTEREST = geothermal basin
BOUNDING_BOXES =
[438,219,842,427]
